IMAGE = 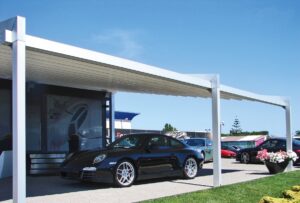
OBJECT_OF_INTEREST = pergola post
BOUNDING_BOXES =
[211,75,221,187]
[12,16,26,203]
[285,100,293,171]
[110,93,116,143]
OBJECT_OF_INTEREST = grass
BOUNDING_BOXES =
[144,170,300,203]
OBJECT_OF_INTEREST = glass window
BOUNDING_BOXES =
[148,136,169,147]
[261,140,278,148]
[170,138,184,148]
[260,140,271,148]
[0,89,11,140]
[185,139,205,147]
[47,94,103,152]
[26,99,41,151]
[277,140,286,148]
[111,135,142,149]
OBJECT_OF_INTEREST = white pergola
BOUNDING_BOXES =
[0,16,293,203]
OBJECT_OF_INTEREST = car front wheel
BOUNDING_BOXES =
[114,161,136,187]
[183,157,198,179]
[240,152,250,164]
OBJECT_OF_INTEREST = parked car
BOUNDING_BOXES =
[222,145,241,154]
[236,138,300,164]
[183,138,213,162]
[221,149,236,158]
[61,133,204,187]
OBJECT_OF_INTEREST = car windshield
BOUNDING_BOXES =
[110,135,143,149]
[185,139,205,147]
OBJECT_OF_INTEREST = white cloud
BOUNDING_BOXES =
[92,29,143,59]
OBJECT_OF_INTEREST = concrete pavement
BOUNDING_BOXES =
[1,159,297,203]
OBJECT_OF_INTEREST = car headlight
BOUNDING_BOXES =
[93,154,106,164]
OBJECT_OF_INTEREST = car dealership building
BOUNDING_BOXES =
[0,16,294,202]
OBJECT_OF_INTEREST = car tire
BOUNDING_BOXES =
[240,152,250,164]
[114,160,136,187]
[183,157,198,179]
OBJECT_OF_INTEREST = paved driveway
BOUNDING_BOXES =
[0,159,297,203]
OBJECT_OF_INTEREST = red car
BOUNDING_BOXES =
[221,149,236,158]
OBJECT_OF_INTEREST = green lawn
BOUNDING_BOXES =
[144,170,300,203]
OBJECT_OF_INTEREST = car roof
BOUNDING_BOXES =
[265,137,300,144]
[123,133,166,137]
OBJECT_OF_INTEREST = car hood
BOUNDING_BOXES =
[222,149,236,154]
[63,148,135,168]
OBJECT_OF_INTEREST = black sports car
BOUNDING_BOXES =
[236,138,300,164]
[61,133,204,187]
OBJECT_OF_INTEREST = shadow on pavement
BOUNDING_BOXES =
[248,172,271,175]
[199,168,242,176]
[0,167,242,202]
[170,180,213,188]
[0,176,113,202]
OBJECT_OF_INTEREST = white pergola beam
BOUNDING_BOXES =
[12,16,26,203]
[12,33,212,90]
[211,75,222,187]
[220,85,287,107]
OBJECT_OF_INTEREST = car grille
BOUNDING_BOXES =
[81,170,96,180]
[61,171,80,179]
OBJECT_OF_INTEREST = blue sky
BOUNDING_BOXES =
[1,1,299,135]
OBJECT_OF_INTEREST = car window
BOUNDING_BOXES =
[111,135,142,149]
[222,146,229,150]
[260,140,278,148]
[277,140,286,148]
[170,138,184,148]
[148,136,169,147]
[185,139,205,147]
[260,140,271,148]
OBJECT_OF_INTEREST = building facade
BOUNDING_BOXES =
[221,135,266,148]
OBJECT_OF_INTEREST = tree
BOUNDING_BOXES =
[162,123,177,133]
[230,116,242,135]
[296,130,300,136]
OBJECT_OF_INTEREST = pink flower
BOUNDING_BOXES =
[256,149,269,162]
[256,149,298,163]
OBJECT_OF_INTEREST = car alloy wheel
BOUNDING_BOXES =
[241,152,250,164]
[183,157,198,179]
[115,161,135,187]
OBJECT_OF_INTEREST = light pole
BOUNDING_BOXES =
[220,121,225,136]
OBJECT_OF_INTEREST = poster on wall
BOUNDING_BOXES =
[47,94,103,152]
